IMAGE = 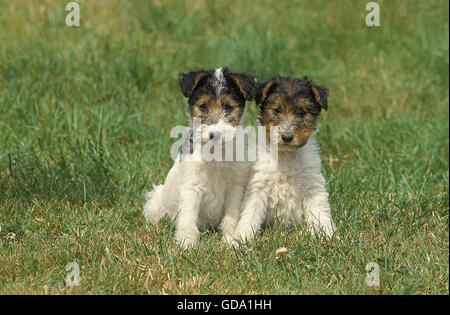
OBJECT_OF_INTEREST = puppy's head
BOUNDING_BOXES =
[179,67,256,143]
[256,76,328,149]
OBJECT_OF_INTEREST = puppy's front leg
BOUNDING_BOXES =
[176,185,202,248]
[234,184,269,244]
[303,191,335,239]
[220,185,245,244]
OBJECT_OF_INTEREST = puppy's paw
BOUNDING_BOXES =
[324,225,335,240]
[143,205,161,225]
[143,192,165,225]
[175,229,200,249]
[234,226,255,244]
[309,223,335,241]
[219,219,238,238]
[222,233,239,248]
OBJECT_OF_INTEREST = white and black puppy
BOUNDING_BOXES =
[234,76,335,243]
[143,67,256,248]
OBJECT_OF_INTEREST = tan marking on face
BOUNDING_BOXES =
[311,86,323,109]
[230,74,249,100]
[260,93,319,147]
[311,85,329,110]
[189,72,207,97]
[190,93,243,126]
[258,80,277,105]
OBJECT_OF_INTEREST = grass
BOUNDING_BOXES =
[0,0,448,294]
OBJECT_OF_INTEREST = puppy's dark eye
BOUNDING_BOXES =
[273,107,282,115]
[199,104,207,111]
[223,104,233,112]
[296,109,306,117]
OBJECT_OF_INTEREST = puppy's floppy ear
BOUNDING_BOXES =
[229,73,258,101]
[310,83,329,111]
[255,78,277,105]
[179,70,208,98]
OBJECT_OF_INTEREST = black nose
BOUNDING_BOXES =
[209,131,220,140]
[282,133,294,143]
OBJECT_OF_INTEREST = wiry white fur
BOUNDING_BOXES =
[233,131,335,243]
[213,67,225,96]
[201,115,236,143]
[143,119,250,248]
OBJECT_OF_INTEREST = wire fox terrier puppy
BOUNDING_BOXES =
[143,67,257,248]
[234,76,335,243]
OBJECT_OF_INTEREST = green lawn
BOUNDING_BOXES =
[0,0,448,294]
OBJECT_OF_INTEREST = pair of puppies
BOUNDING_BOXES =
[143,67,334,248]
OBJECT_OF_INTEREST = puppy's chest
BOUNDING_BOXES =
[199,162,246,186]
[264,160,306,213]
[197,162,247,226]
[201,164,229,196]
[199,161,245,191]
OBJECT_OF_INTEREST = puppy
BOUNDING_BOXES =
[143,67,256,248]
[234,76,335,243]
